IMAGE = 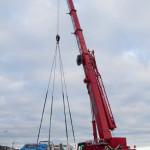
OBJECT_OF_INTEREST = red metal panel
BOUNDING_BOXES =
[92,120,98,143]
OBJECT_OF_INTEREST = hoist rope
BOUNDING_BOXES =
[58,45,76,146]
[57,0,60,34]
[37,0,76,147]
[58,44,69,144]
[62,92,69,144]
[37,0,60,142]
[48,45,58,142]
[37,45,58,143]
[47,42,70,145]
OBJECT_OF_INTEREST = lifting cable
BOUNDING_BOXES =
[48,44,58,142]
[37,0,76,147]
[57,0,60,35]
[58,45,76,146]
[47,36,70,146]
[58,42,69,144]
[58,0,76,146]
[37,44,58,143]
[37,0,60,143]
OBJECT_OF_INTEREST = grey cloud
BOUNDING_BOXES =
[0,0,150,150]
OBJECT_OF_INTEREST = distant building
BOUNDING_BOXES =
[0,146,19,150]
[0,145,8,150]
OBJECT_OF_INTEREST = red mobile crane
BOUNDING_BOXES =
[66,0,136,150]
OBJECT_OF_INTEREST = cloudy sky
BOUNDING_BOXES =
[0,0,150,150]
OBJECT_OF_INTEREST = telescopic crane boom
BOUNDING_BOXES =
[66,0,136,149]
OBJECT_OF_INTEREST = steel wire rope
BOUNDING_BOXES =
[48,45,58,142]
[57,0,60,35]
[48,42,70,146]
[48,0,60,143]
[58,45,76,147]
[38,0,60,143]
[56,0,70,146]
[58,44,69,145]
[38,0,76,146]
[58,1,77,145]
[37,45,58,143]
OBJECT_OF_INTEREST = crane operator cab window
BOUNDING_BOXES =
[78,144,85,150]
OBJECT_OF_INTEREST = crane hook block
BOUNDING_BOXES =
[76,55,82,66]
[56,34,60,43]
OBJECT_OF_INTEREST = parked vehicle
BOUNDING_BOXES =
[21,142,74,150]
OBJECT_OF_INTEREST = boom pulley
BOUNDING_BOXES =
[56,34,60,44]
